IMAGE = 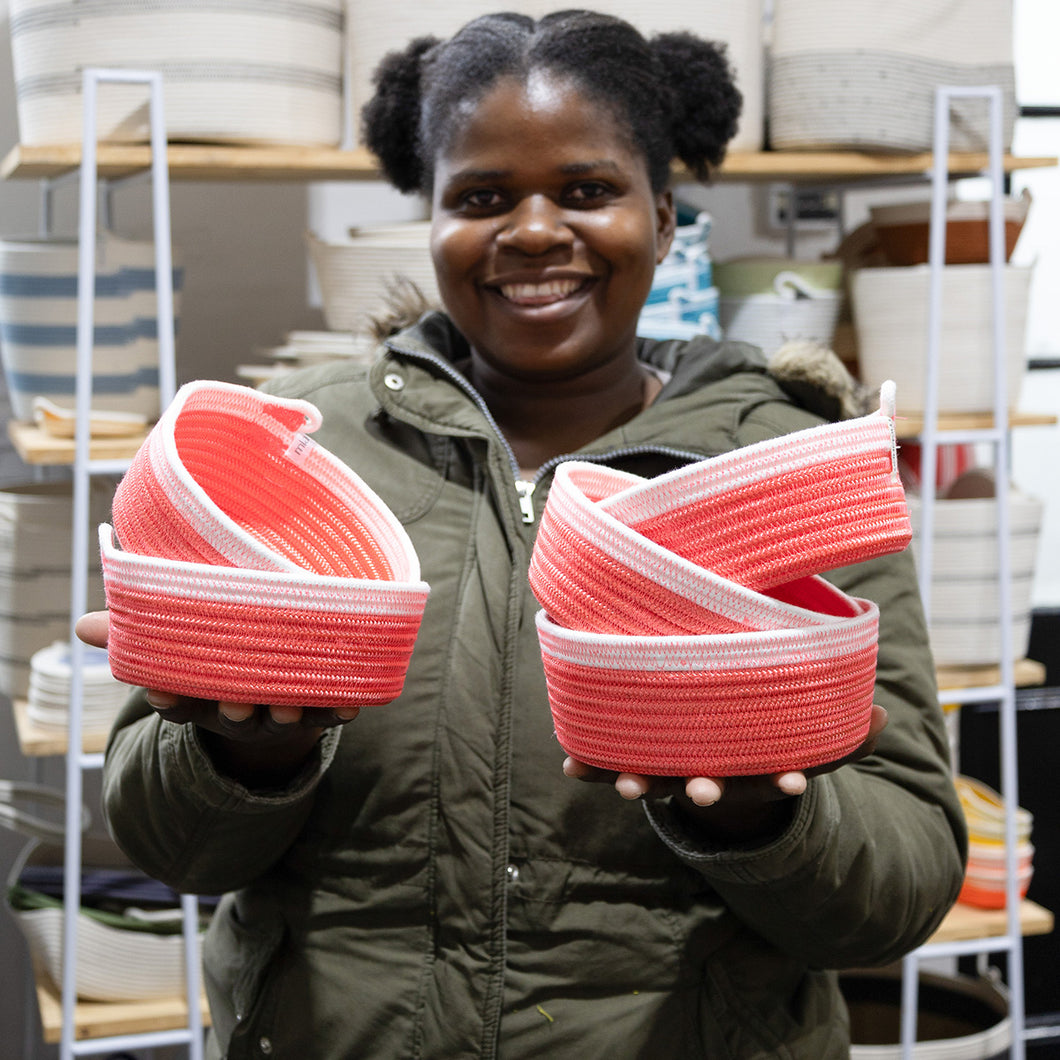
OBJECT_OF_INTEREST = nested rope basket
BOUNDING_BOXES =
[528,382,912,776]
[101,380,429,706]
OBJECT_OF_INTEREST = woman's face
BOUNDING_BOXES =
[430,72,675,385]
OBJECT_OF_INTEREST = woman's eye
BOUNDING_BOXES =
[567,181,612,204]
[460,188,504,210]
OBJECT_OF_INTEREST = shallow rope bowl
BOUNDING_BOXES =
[598,381,910,590]
[112,379,418,579]
[530,460,892,637]
[102,380,429,706]
[536,595,879,777]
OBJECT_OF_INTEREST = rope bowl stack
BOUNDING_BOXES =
[529,381,912,777]
[101,380,429,708]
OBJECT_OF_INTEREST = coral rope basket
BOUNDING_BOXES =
[529,382,911,776]
[102,380,429,707]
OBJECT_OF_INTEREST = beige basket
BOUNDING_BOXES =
[907,491,1043,666]
[307,226,439,334]
[0,482,109,698]
[8,836,203,1003]
[9,0,344,146]
[850,264,1032,414]
[769,0,1017,152]
[346,0,765,152]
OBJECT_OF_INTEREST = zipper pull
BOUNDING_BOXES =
[515,479,536,524]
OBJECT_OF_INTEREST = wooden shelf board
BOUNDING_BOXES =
[937,658,1047,692]
[895,411,1058,438]
[12,698,111,757]
[7,420,148,466]
[1,143,1055,184]
[34,975,209,1045]
[929,899,1053,945]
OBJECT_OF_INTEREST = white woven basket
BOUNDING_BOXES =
[0,482,109,698]
[307,225,439,334]
[850,264,1032,415]
[907,492,1043,666]
[346,0,765,152]
[768,0,1017,152]
[9,0,344,146]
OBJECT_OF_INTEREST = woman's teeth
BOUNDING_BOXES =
[499,278,582,305]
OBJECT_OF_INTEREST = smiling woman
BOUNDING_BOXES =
[90,10,967,1060]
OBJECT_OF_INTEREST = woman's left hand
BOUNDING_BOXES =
[563,703,888,842]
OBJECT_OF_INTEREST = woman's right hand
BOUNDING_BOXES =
[75,610,360,788]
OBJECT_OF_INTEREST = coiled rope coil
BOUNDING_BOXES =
[528,381,911,776]
[101,380,429,707]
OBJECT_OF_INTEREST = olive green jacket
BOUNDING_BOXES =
[102,313,966,1059]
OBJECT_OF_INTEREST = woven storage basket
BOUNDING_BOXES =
[346,0,765,152]
[7,835,204,1003]
[0,235,182,421]
[907,492,1042,667]
[850,264,1032,415]
[529,384,912,776]
[768,0,1017,153]
[103,380,429,706]
[307,226,439,334]
[0,482,109,698]
[9,0,344,146]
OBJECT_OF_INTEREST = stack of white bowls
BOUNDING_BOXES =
[26,641,130,733]
[0,235,182,422]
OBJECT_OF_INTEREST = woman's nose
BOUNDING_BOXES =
[496,195,573,254]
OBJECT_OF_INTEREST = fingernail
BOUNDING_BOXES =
[219,702,255,723]
[687,778,722,806]
[334,707,360,721]
[615,776,646,800]
[778,772,807,796]
[146,690,177,711]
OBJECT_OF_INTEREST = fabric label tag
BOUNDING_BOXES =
[285,433,317,467]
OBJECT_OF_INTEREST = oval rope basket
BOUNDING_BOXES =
[103,380,429,706]
[529,382,911,776]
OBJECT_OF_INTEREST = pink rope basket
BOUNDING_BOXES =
[529,382,911,776]
[102,381,429,706]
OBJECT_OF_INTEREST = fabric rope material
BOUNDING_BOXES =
[102,380,429,706]
[528,381,911,776]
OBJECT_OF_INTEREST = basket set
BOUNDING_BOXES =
[101,378,910,776]
[529,382,912,777]
[10,1,1014,154]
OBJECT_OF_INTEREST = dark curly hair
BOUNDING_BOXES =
[361,9,742,196]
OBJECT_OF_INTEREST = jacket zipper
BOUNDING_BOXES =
[383,339,711,524]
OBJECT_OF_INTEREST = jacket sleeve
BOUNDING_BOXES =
[643,400,969,970]
[101,689,342,895]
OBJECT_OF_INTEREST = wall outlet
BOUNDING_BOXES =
[768,184,842,229]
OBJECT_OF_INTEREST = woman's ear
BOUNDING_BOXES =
[655,190,677,264]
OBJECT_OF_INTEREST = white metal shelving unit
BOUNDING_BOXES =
[899,85,1029,1060]
[53,67,203,1060]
